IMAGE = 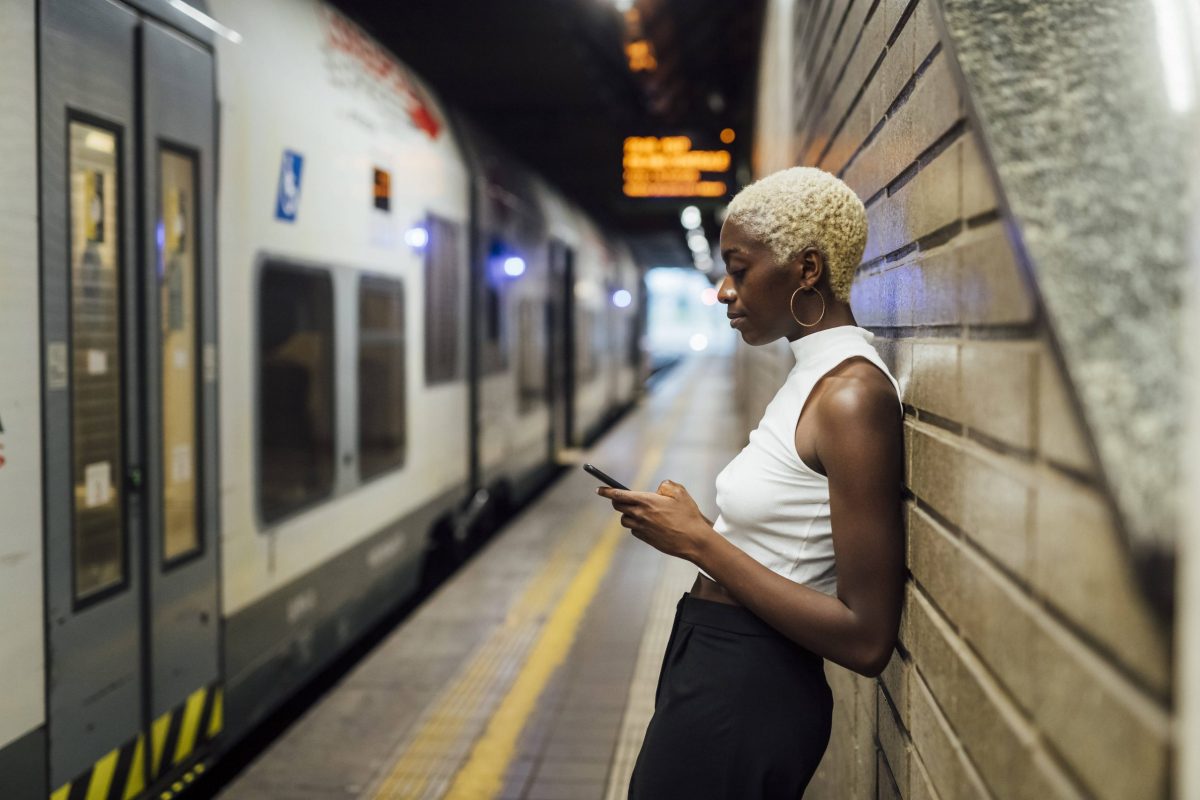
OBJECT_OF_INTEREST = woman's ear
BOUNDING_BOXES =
[792,247,825,289]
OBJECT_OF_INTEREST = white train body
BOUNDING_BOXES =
[0,0,644,797]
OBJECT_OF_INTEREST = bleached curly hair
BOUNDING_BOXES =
[725,166,867,304]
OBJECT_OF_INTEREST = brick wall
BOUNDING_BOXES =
[745,0,1176,797]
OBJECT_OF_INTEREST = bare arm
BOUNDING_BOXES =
[693,382,905,676]
[597,379,904,676]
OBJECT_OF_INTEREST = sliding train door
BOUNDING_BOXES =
[39,1,219,794]
[139,16,222,779]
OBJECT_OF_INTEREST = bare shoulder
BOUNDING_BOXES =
[817,358,899,428]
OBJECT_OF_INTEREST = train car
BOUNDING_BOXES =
[0,1,644,798]
[463,129,644,524]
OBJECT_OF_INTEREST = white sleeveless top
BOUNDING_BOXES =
[698,325,903,596]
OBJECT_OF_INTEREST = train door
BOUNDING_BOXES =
[546,240,576,457]
[39,1,219,794]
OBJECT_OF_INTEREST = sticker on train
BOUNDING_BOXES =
[275,149,304,222]
[84,461,114,508]
[47,341,69,390]
[373,167,391,212]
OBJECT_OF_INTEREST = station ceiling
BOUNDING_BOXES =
[330,0,766,270]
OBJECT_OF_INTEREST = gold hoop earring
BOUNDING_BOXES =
[789,286,825,328]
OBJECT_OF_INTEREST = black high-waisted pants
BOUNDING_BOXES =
[627,593,833,800]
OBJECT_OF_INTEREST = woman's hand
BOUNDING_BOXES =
[596,480,713,561]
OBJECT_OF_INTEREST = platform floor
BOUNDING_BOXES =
[218,355,745,800]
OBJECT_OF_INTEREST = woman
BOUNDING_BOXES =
[598,166,905,799]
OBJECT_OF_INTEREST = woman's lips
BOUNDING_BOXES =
[728,315,746,328]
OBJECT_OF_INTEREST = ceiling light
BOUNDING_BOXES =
[680,206,702,229]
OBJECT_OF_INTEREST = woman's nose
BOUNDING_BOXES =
[717,275,735,303]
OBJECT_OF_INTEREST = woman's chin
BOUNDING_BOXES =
[739,331,764,346]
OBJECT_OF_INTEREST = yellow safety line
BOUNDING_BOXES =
[370,361,693,800]
[371,531,582,798]
[444,445,664,799]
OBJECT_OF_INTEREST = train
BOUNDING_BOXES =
[0,1,646,797]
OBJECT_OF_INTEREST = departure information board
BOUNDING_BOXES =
[622,136,731,198]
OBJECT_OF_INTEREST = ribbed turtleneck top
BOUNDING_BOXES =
[698,325,903,595]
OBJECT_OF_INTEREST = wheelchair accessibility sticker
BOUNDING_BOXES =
[276,149,304,222]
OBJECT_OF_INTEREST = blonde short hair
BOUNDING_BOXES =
[725,166,867,304]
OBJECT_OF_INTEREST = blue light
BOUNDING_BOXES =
[155,221,166,277]
[612,289,632,308]
[503,256,526,277]
[404,225,429,249]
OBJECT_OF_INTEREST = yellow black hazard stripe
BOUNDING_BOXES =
[49,684,223,800]
[150,684,223,782]
[49,732,146,800]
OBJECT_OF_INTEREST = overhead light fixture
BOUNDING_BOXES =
[168,0,242,43]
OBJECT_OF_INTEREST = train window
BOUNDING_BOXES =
[424,215,461,385]
[68,119,126,601]
[159,146,201,564]
[258,263,335,523]
[516,298,545,413]
[359,276,407,479]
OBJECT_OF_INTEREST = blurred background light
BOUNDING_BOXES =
[503,255,526,276]
[680,205,702,229]
[612,288,632,307]
[689,333,709,351]
[404,225,429,249]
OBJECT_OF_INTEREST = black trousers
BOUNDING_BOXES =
[628,593,833,800]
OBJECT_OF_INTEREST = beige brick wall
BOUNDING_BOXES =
[746,0,1176,796]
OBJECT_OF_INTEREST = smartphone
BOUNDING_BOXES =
[583,463,629,491]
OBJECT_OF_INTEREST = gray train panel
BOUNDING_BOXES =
[140,19,221,720]
[39,0,144,786]
[221,484,459,740]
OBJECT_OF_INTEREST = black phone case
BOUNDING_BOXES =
[583,463,628,490]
